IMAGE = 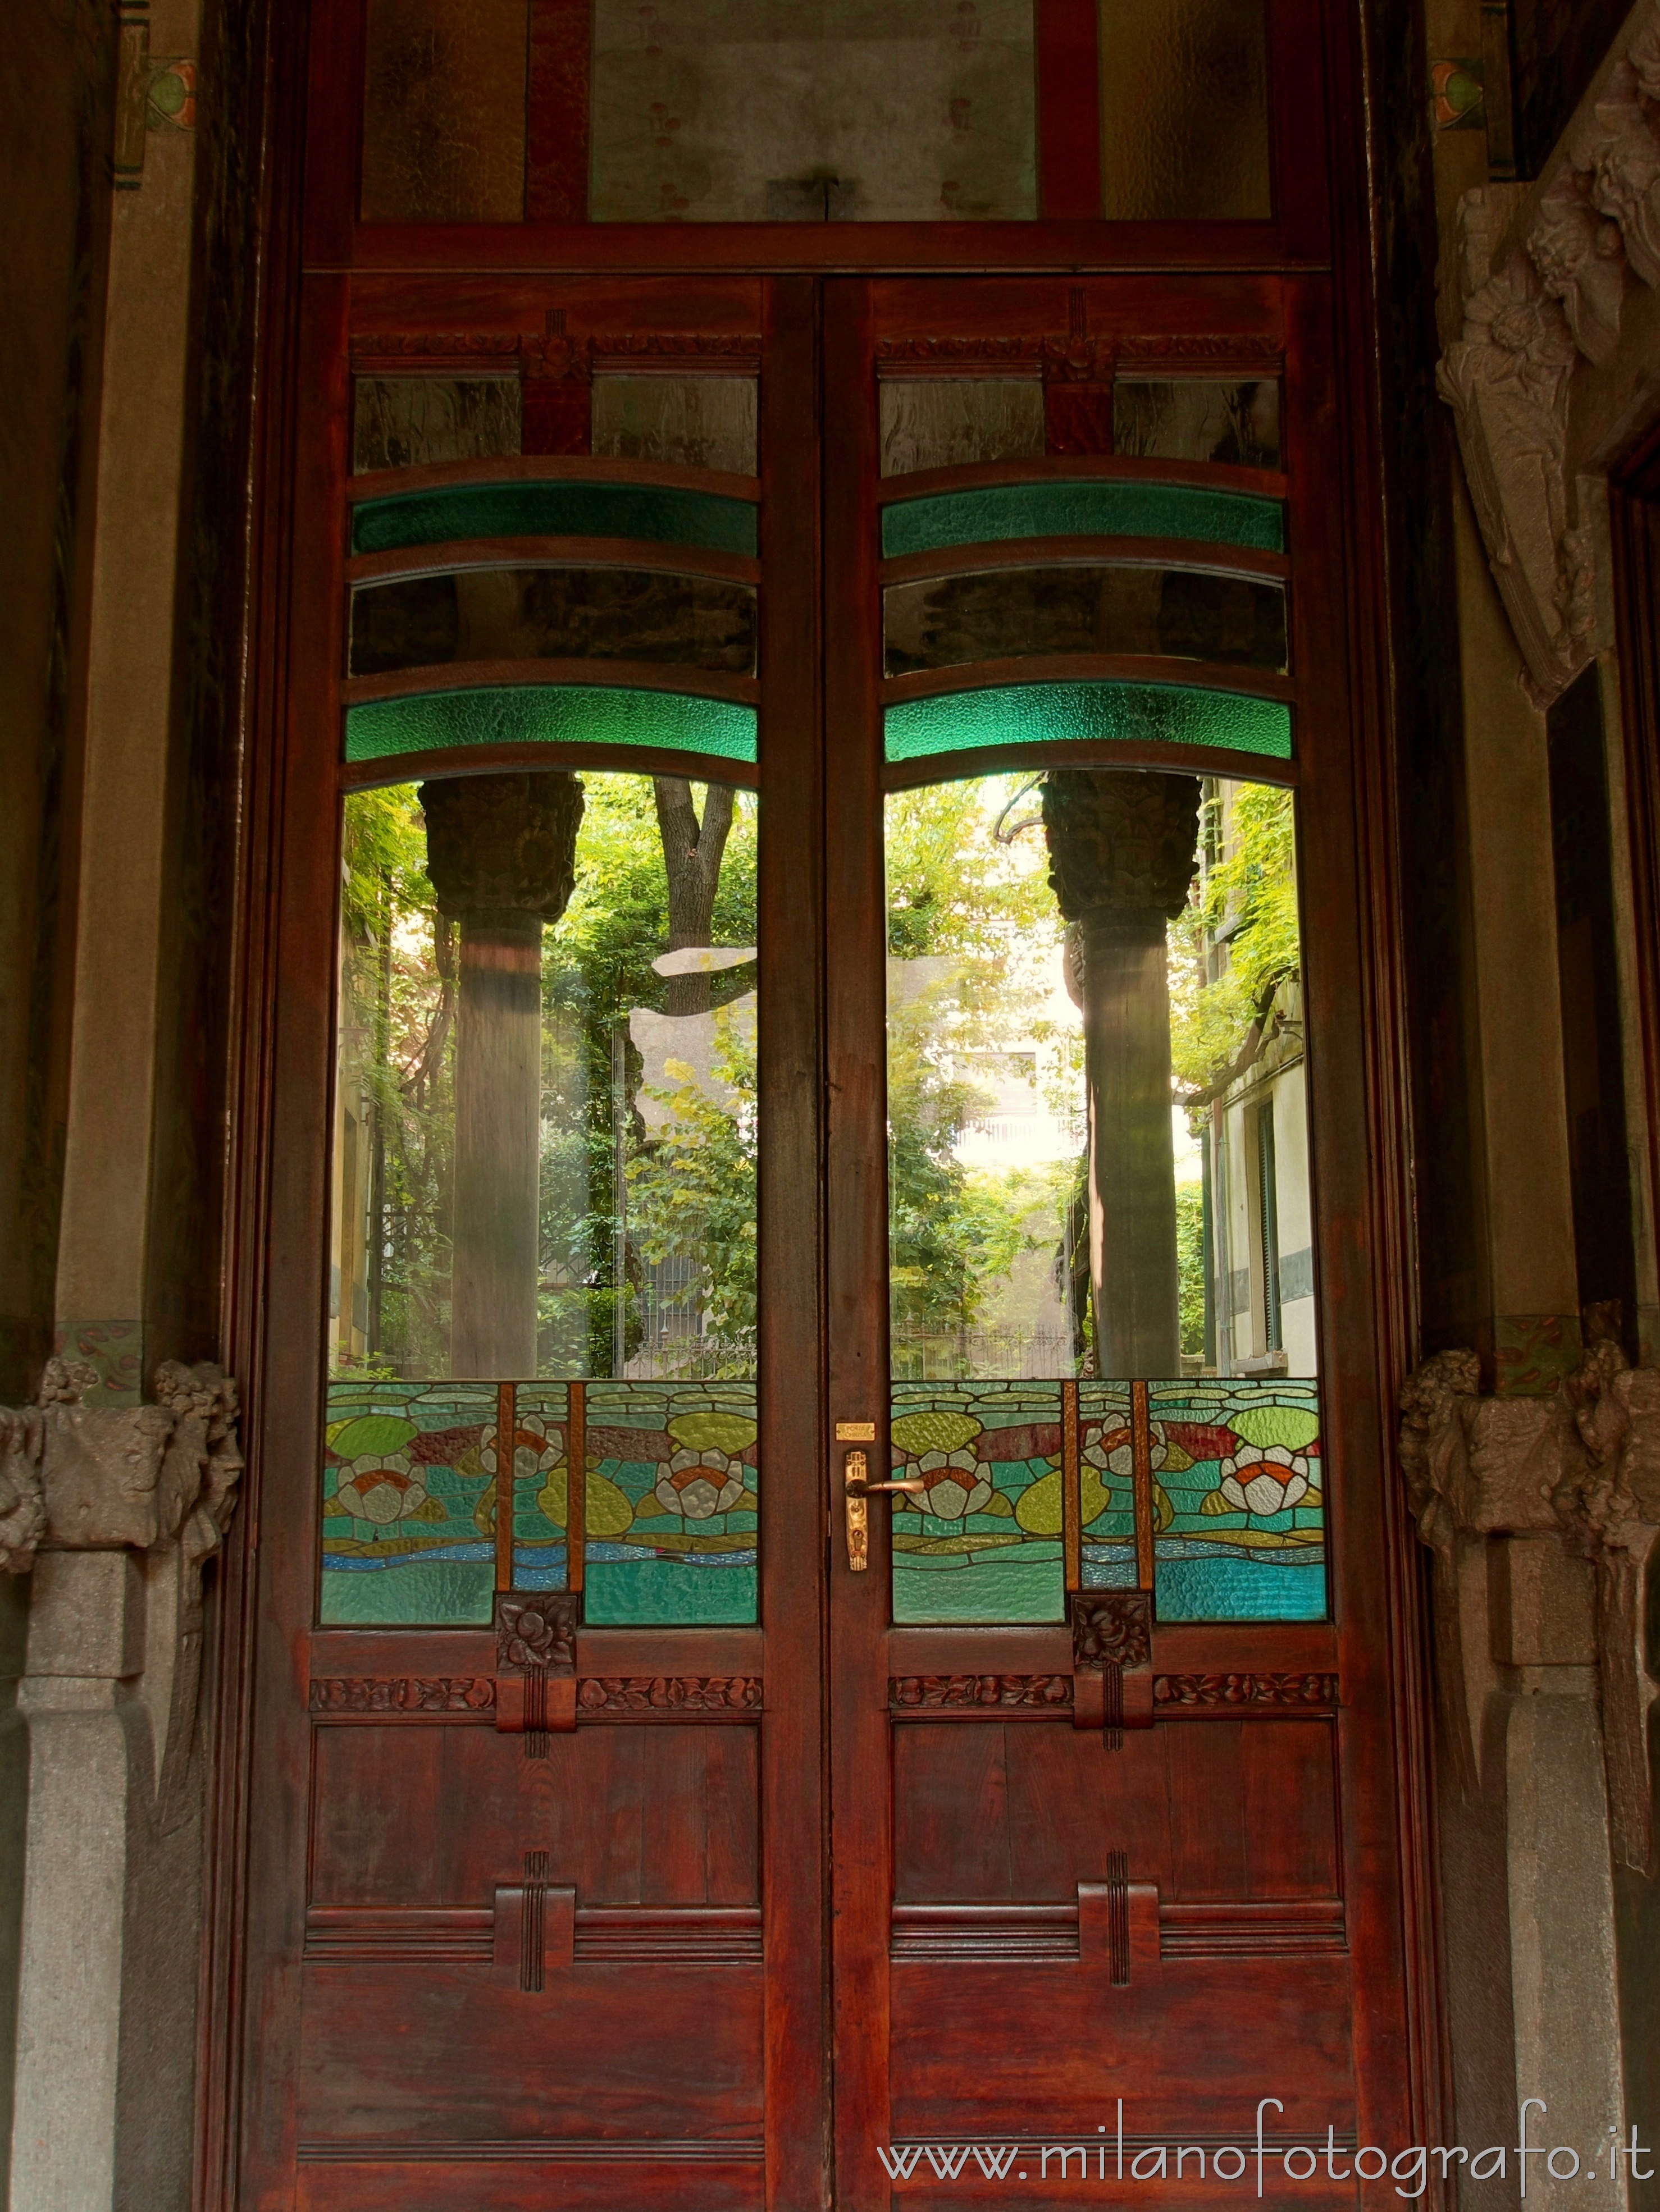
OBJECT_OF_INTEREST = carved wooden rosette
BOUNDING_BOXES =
[1069,1589,1155,1749]
[494,1593,582,1751]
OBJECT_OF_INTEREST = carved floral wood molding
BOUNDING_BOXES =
[1437,0,1660,703]
[0,1356,241,1576]
[1399,1337,1660,1870]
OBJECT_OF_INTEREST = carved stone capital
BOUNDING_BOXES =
[0,1407,46,1574]
[419,771,585,930]
[1041,770,1201,925]
[1400,1336,1660,1870]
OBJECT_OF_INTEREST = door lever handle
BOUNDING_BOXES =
[843,1448,925,1572]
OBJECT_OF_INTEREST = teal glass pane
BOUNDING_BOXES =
[352,481,758,559]
[881,481,1283,560]
[345,685,758,765]
[885,680,1291,765]
[1147,1378,1326,1623]
[510,1383,571,1594]
[890,1383,1066,1625]
[581,1382,759,1626]
[321,1380,500,1625]
[1077,1383,1139,1590]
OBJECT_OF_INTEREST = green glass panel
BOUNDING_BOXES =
[1147,1377,1326,1623]
[581,1382,759,1627]
[345,685,758,765]
[321,1380,502,1625]
[881,481,1282,559]
[1077,1383,1138,1590]
[884,680,1290,765]
[509,1383,572,1593]
[352,481,758,557]
[890,1383,1066,1626]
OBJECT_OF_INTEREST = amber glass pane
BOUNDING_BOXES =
[1098,0,1271,220]
[361,0,528,223]
[591,378,759,474]
[1115,380,1280,468]
[353,380,523,474]
[879,381,1047,478]
[350,569,758,678]
[589,0,1037,222]
[883,566,1285,675]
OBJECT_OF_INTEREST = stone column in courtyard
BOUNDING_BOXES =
[421,773,585,1377]
[1042,769,1200,1378]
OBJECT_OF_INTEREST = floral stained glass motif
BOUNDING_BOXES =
[890,1382,1067,1625]
[321,1381,508,1625]
[1077,1383,1139,1591]
[581,1381,759,1626]
[1147,1378,1325,1621]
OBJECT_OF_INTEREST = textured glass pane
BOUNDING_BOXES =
[1115,379,1280,468]
[881,480,1283,559]
[330,771,758,1398]
[590,0,1036,222]
[353,379,522,474]
[582,1383,758,1625]
[883,772,1313,1415]
[507,1382,573,1591]
[352,482,759,558]
[1098,0,1271,220]
[1077,1383,1139,1588]
[884,681,1290,764]
[346,687,757,765]
[879,380,1047,478]
[361,0,528,223]
[592,378,759,474]
[350,570,758,678]
[1149,1379,1325,1620]
[890,1384,1066,1624]
[321,1382,501,1624]
[883,566,1286,676]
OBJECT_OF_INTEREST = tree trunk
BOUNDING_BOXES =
[653,778,736,1014]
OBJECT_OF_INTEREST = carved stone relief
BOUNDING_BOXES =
[1438,0,1660,703]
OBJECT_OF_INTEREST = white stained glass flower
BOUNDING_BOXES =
[1218,1445,1310,1518]
[336,1454,428,1525]
[655,1447,746,1521]
[1083,1420,1168,1477]
[916,1446,992,1521]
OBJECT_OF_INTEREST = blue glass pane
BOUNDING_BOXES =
[321,1380,500,1625]
[885,680,1291,765]
[890,1383,1066,1625]
[352,480,758,558]
[881,480,1283,559]
[581,1382,759,1627]
[345,685,759,765]
[1148,1378,1326,1623]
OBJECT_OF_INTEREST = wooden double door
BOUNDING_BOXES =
[234,268,1424,2209]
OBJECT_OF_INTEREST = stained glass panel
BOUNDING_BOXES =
[321,1381,501,1624]
[351,482,759,560]
[1148,1378,1325,1620]
[883,565,1287,676]
[344,687,758,765]
[582,1382,759,1625]
[349,569,758,679]
[881,480,1284,559]
[889,1383,1066,1624]
[883,681,1291,764]
[509,1382,573,1592]
[1077,1382,1139,1589]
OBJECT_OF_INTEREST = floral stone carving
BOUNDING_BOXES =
[0,1407,45,1574]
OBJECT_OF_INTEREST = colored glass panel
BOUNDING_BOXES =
[581,1382,759,1625]
[1077,1382,1139,1589]
[1148,1377,1325,1621]
[889,1383,1066,1625]
[509,1382,573,1592]
[349,569,758,679]
[351,482,758,559]
[884,681,1291,765]
[320,1381,503,1625]
[880,481,1283,560]
[344,685,759,764]
[883,566,1287,677]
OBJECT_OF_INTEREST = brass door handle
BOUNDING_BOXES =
[843,1449,925,1572]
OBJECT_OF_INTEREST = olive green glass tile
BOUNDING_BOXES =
[879,380,1047,478]
[353,379,523,475]
[880,480,1283,559]
[351,482,759,560]
[1115,380,1280,469]
[361,0,528,223]
[1098,0,1271,221]
[591,378,759,475]
[345,686,759,765]
[883,566,1286,677]
[884,680,1290,765]
[350,570,758,679]
[321,1380,502,1625]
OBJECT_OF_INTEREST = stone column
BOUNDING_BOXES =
[421,773,584,1378]
[1042,770,1200,1378]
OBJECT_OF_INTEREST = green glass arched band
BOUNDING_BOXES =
[345,685,759,765]
[351,481,759,559]
[884,680,1293,765]
[881,481,1284,560]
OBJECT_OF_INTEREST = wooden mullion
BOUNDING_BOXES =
[1036,0,1103,220]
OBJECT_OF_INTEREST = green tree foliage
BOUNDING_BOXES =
[1169,780,1299,1096]
[1175,1181,1207,1358]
